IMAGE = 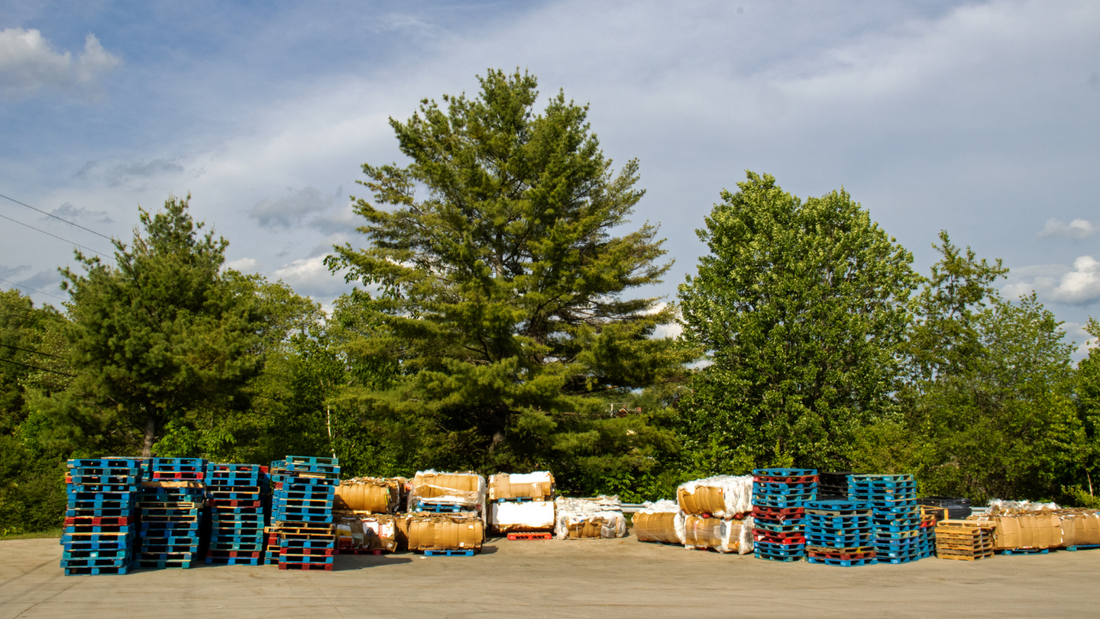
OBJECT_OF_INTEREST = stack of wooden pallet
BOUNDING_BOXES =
[934,520,996,561]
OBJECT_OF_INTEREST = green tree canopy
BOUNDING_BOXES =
[677,171,919,473]
[57,196,265,456]
[329,69,690,483]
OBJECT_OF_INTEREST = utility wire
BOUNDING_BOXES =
[0,192,114,242]
[0,212,111,259]
[0,356,74,377]
[0,342,64,360]
[0,277,67,301]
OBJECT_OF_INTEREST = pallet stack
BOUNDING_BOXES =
[849,474,924,564]
[751,468,818,562]
[137,458,206,569]
[205,463,268,566]
[61,458,142,576]
[804,500,876,567]
[934,520,996,561]
[267,456,339,570]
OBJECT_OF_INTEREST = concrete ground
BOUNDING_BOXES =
[2,536,1097,618]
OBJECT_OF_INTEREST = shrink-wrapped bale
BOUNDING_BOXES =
[678,514,754,554]
[406,514,484,552]
[632,500,683,544]
[409,470,486,512]
[490,500,555,533]
[677,475,753,518]
[489,472,554,501]
[1058,510,1100,548]
[553,496,627,539]
[334,477,404,513]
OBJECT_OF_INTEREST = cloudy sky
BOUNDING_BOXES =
[1,1,1098,355]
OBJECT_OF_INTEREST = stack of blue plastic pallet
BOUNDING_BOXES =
[751,468,818,562]
[268,456,339,571]
[61,458,142,575]
[205,463,268,566]
[849,474,924,564]
[137,458,205,569]
[804,500,877,566]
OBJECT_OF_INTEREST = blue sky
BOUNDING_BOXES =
[1,0,1098,355]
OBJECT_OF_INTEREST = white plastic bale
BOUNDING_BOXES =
[553,496,627,539]
[677,475,754,517]
[490,500,556,532]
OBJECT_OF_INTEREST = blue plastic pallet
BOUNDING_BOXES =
[754,468,818,477]
[877,555,923,564]
[62,541,130,552]
[807,556,877,567]
[998,548,1051,555]
[137,559,194,569]
[68,458,142,469]
[63,549,131,560]
[285,455,339,466]
[60,557,131,568]
[422,549,474,557]
[205,556,262,566]
[754,553,802,562]
[64,565,132,576]
[753,483,819,494]
[1065,545,1100,551]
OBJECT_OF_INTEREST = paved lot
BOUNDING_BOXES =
[2,536,1098,618]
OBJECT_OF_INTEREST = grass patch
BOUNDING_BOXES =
[0,527,63,541]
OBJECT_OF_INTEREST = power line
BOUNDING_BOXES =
[0,356,74,377]
[0,342,64,360]
[0,277,67,301]
[0,192,114,241]
[0,211,111,258]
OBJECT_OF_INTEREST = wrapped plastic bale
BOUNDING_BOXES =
[553,496,627,539]
[677,475,754,518]
[408,470,487,514]
[489,472,554,501]
[490,500,556,533]
[678,514,755,554]
[406,514,485,553]
[632,500,683,544]
[334,477,404,513]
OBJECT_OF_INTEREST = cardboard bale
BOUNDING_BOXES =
[406,514,484,552]
[553,496,627,540]
[679,514,754,554]
[1058,510,1100,548]
[489,472,554,501]
[989,514,1062,550]
[677,475,754,518]
[490,500,555,533]
[632,499,682,544]
[334,477,403,513]
[334,511,367,549]
[409,470,486,513]
[394,514,410,551]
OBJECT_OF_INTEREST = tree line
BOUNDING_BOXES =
[2,70,1097,534]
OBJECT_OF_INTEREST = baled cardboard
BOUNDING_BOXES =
[334,479,394,513]
[489,472,554,501]
[489,500,555,533]
[991,514,1061,550]
[633,511,680,544]
[1059,511,1100,547]
[406,514,484,551]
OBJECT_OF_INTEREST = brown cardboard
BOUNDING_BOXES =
[334,482,392,513]
[1059,511,1100,547]
[412,472,480,497]
[633,512,680,544]
[406,514,484,551]
[682,515,723,548]
[677,485,725,516]
[489,473,554,501]
[991,514,1061,550]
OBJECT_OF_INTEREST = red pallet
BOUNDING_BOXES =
[507,532,552,541]
[152,471,205,481]
[64,516,134,526]
[279,548,334,556]
[807,549,876,561]
[206,550,262,559]
[279,562,333,571]
[208,499,263,508]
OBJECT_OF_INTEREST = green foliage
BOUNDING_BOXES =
[1071,317,1100,503]
[329,69,692,488]
[677,171,918,473]
[55,195,265,456]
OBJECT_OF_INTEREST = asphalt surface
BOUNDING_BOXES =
[2,536,1098,618]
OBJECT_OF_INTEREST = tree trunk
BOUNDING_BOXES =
[142,415,157,458]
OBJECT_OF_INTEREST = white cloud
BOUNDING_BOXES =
[272,255,349,299]
[251,186,338,230]
[1050,256,1100,305]
[0,29,121,99]
[1038,218,1096,240]
[224,257,260,273]
[1005,257,1100,307]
